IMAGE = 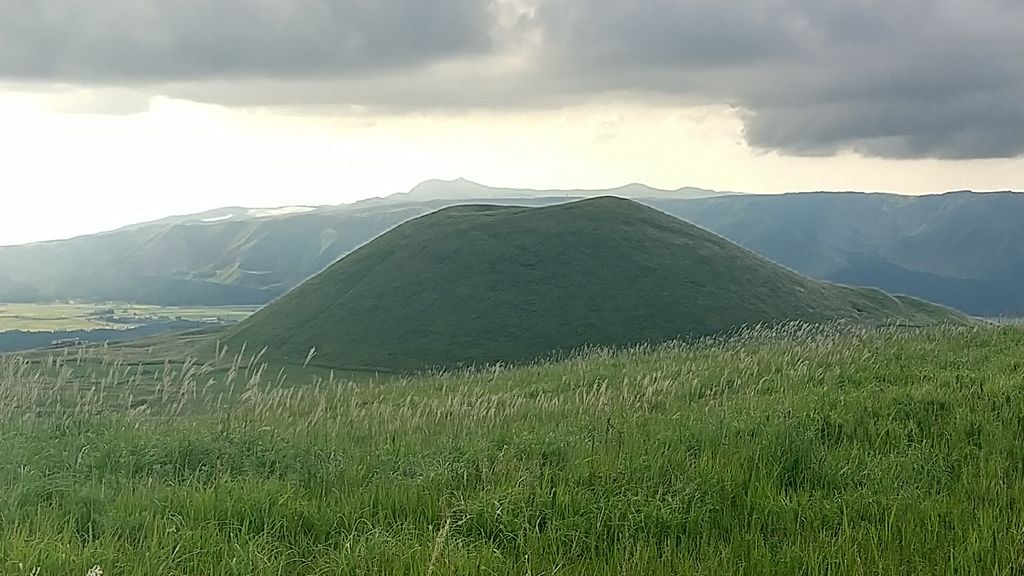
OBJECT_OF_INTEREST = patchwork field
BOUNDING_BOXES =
[2,323,1023,574]
[0,303,257,332]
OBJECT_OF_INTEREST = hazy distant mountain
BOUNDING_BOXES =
[389,177,733,202]
[1,180,1021,316]
[0,203,428,305]
[661,191,1024,316]
[227,197,959,371]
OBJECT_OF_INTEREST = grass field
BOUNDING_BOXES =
[2,322,1024,574]
[0,303,258,332]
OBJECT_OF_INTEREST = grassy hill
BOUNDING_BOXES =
[227,197,960,371]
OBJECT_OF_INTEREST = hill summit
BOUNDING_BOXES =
[227,197,960,371]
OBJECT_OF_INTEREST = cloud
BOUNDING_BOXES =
[0,0,493,80]
[532,0,1024,159]
[1,0,1021,159]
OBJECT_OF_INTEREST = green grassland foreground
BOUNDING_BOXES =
[1,323,1023,574]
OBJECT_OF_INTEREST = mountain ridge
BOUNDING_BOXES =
[2,180,1023,315]
[396,177,734,201]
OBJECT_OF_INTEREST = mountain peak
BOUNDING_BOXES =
[406,178,491,197]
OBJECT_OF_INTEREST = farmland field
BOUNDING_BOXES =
[0,303,258,332]
[3,323,1024,574]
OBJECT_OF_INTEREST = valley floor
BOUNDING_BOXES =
[0,303,257,332]
[0,303,258,354]
[2,323,1023,574]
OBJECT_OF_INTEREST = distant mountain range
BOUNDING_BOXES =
[393,177,734,201]
[662,191,1024,316]
[1,179,1021,316]
[228,197,959,371]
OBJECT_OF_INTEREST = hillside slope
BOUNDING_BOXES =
[0,204,432,305]
[227,197,960,371]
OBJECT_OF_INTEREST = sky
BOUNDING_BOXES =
[0,0,1021,246]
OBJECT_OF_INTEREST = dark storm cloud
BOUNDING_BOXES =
[1,0,1021,159]
[532,0,1024,158]
[0,0,492,80]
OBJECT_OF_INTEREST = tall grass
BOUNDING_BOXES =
[2,323,1024,574]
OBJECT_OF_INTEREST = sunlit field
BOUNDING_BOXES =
[0,303,257,332]
[3,323,1024,574]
